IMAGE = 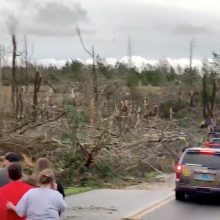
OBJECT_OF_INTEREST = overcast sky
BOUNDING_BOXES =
[0,0,220,66]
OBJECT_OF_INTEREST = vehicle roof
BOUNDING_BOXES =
[186,147,220,152]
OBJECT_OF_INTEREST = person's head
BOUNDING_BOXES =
[38,169,55,188]
[34,158,51,174]
[7,162,23,181]
[3,152,21,167]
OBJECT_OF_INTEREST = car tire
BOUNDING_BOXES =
[175,191,185,201]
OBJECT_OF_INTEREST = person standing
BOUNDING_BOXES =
[7,169,66,220]
[25,157,65,198]
[0,162,32,220]
[0,152,22,187]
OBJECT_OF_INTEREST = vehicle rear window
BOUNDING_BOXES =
[182,152,220,169]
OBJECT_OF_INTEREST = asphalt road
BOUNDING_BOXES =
[142,195,220,220]
[65,189,173,220]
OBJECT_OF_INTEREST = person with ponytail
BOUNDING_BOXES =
[25,157,65,198]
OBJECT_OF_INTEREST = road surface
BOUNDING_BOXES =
[65,189,173,220]
[64,174,220,220]
[65,173,175,220]
[142,195,220,220]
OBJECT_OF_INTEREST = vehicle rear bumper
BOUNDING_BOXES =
[176,182,220,195]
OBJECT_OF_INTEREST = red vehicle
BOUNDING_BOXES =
[204,138,220,148]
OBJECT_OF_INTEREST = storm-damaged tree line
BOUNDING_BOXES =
[1,19,220,185]
[2,52,220,119]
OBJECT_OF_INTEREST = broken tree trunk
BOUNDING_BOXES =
[32,70,42,121]
[11,33,17,116]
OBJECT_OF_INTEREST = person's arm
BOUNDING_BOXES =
[56,193,67,213]
[6,201,16,212]
[15,192,29,217]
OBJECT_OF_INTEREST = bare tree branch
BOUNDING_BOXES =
[76,27,93,58]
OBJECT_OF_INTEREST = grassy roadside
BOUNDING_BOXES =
[64,172,159,196]
[65,187,92,196]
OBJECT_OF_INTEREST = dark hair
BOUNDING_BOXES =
[7,163,23,181]
[5,152,21,163]
[38,169,55,185]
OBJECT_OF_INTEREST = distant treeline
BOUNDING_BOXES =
[1,58,201,87]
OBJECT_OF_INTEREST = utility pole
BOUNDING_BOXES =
[127,35,132,68]
[189,39,196,87]
[189,39,196,107]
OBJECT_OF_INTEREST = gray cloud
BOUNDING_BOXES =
[34,2,87,26]
[23,25,95,37]
[16,0,35,9]
[171,24,213,35]
[1,0,220,61]
[0,0,88,37]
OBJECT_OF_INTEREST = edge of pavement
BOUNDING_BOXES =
[122,191,174,220]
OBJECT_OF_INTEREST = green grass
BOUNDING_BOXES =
[65,187,92,196]
[144,171,158,181]
[138,85,163,94]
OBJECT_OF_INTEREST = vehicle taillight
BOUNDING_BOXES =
[208,143,220,148]
[204,142,210,147]
[176,164,182,181]
[204,141,220,148]
[200,149,214,155]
